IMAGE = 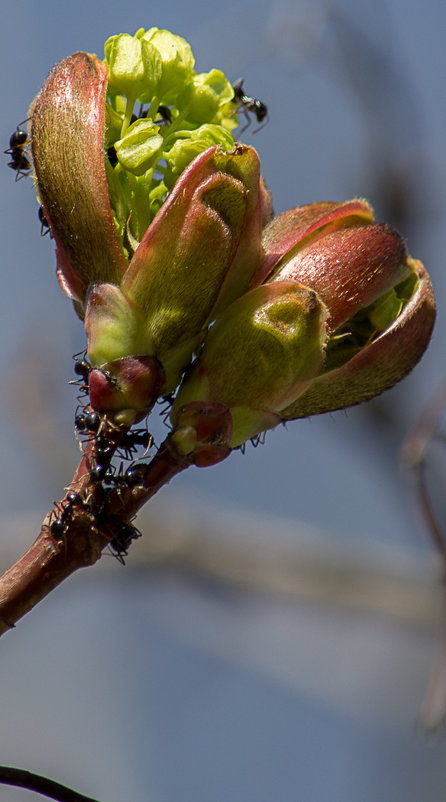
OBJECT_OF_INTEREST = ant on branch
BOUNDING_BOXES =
[4,121,32,180]
[109,521,142,564]
[117,429,153,461]
[231,80,268,135]
[50,492,85,541]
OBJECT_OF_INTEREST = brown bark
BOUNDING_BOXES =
[0,434,191,636]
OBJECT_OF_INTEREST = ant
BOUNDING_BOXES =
[135,104,172,125]
[90,463,112,484]
[73,352,91,384]
[88,435,116,485]
[117,429,152,461]
[107,145,118,167]
[50,492,84,541]
[231,80,268,134]
[4,122,32,180]
[93,461,146,493]
[156,104,172,125]
[70,351,92,398]
[75,409,100,434]
[109,521,142,564]
[38,205,53,237]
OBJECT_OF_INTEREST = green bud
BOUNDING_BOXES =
[164,124,235,181]
[85,283,150,367]
[140,28,195,102]
[177,69,235,124]
[260,201,436,417]
[171,282,328,447]
[115,118,163,176]
[104,33,162,104]
[119,145,265,392]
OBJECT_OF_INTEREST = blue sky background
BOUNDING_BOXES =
[1,1,446,800]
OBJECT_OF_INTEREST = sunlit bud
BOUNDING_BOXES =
[139,28,195,102]
[30,34,242,312]
[171,282,328,447]
[177,70,235,125]
[260,200,435,416]
[120,145,266,391]
[89,355,165,422]
[170,401,233,467]
[30,52,128,304]
[104,33,161,104]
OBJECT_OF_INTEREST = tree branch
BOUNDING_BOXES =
[0,765,101,802]
[0,431,191,636]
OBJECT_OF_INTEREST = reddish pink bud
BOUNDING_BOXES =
[89,355,165,419]
[30,52,127,305]
[170,401,233,467]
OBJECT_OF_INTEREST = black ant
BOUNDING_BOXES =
[75,409,100,434]
[90,463,111,484]
[70,351,92,398]
[94,461,146,493]
[231,80,268,134]
[156,104,172,125]
[89,438,116,484]
[118,429,152,461]
[50,492,84,541]
[73,353,91,383]
[136,104,172,125]
[4,122,32,180]
[109,521,142,564]
[107,145,118,167]
[38,205,52,237]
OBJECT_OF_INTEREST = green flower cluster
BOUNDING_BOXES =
[104,28,237,258]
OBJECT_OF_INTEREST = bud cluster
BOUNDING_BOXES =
[28,29,435,465]
[104,28,237,257]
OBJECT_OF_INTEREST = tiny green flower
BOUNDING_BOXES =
[104,33,162,107]
[177,69,235,125]
[114,118,164,176]
[138,28,195,102]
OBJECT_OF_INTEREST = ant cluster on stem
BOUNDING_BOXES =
[4,80,269,563]
[49,353,155,563]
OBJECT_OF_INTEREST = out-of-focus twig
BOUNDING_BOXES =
[401,377,446,566]
[401,379,446,729]
[0,765,101,802]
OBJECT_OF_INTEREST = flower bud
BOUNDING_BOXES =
[104,33,162,103]
[171,199,435,447]
[171,282,328,447]
[170,402,233,467]
[280,256,435,419]
[260,201,435,417]
[177,70,235,126]
[89,355,165,423]
[164,124,235,181]
[30,52,128,303]
[119,144,266,391]
[114,118,164,176]
[30,36,269,409]
[31,33,242,310]
[139,28,195,102]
